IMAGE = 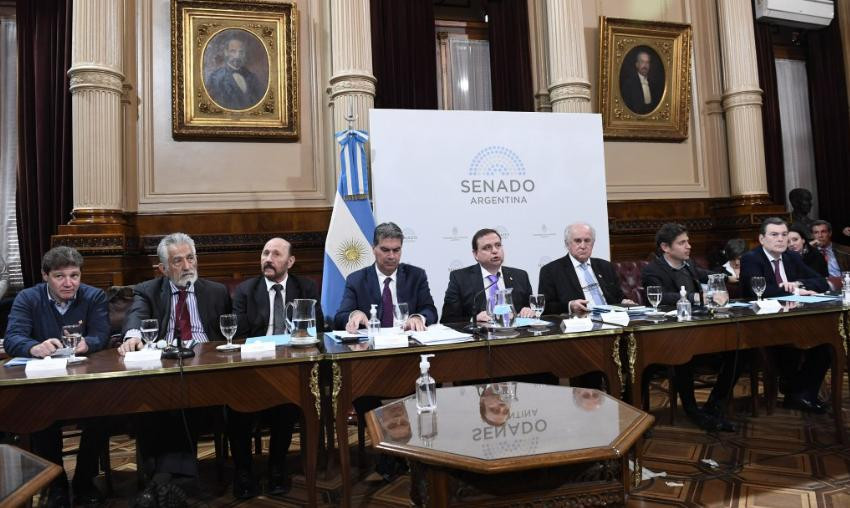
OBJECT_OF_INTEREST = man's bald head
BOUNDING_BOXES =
[261,237,295,282]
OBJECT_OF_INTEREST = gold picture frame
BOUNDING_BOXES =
[598,17,691,142]
[171,0,298,140]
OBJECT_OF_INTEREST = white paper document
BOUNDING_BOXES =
[411,324,473,345]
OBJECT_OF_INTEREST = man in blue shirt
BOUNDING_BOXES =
[4,246,109,506]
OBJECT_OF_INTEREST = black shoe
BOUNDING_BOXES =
[267,466,291,496]
[71,480,103,506]
[713,416,738,433]
[45,485,71,508]
[232,469,258,499]
[782,394,826,414]
[685,409,721,432]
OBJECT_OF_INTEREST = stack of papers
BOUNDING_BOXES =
[592,305,651,316]
[411,325,473,345]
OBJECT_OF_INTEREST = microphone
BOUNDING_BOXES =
[686,264,706,311]
[465,272,502,333]
[162,280,196,359]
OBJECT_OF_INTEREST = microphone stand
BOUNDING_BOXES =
[162,282,196,359]
[464,272,502,334]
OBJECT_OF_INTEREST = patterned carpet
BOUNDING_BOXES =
[54,373,850,507]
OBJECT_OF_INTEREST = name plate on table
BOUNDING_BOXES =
[25,357,67,377]
[124,349,162,363]
[241,341,276,353]
[599,311,630,326]
[755,299,782,314]
[562,317,593,332]
[373,333,409,349]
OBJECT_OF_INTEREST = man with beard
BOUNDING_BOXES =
[226,237,323,498]
[119,232,231,485]
[205,35,265,110]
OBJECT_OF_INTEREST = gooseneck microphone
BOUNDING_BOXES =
[162,280,196,359]
[464,272,502,332]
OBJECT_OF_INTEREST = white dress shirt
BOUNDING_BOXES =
[638,74,652,104]
[480,264,505,307]
[265,275,288,336]
[762,247,789,284]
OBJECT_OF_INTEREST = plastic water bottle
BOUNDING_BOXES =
[367,304,380,340]
[676,285,692,321]
[416,354,437,413]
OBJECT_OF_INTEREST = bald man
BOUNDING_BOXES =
[226,238,323,498]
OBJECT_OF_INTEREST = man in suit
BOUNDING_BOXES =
[118,232,231,482]
[620,49,663,115]
[226,238,322,498]
[538,222,634,389]
[441,228,534,324]
[810,220,850,277]
[4,246,109,506]
[539,222,634,316]
[205,35,264,110]
[740,217,831,413]
[641,223,739,432]
[335,222,437,332]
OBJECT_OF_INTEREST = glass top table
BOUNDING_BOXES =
[0,444,62,506]
[366,383,653,473]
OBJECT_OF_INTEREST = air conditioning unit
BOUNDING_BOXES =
[754,0,834,28]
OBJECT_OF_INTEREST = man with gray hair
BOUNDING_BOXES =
[119,232,231,353]
[118,232,230,484]
[335,222,437,332]
[538,222,634,315]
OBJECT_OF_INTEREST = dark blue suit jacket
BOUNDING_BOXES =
[334,263,438,329]
[740,247,828,298]
[440,264,532,324]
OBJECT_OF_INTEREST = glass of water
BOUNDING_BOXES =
[751,276,766,301]
[528,293,547,329]
[393,303,409,332]
[140,319,159,349]
[646,286,663,316]
[62,323,82,361]
[219,314,239,350]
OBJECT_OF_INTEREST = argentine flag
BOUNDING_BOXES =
[321,129,377,321]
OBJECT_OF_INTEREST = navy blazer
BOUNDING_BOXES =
[334,263,438,329]
[538,255,625,314]
[232,274,324,338]
[440,264,533,324]
[122,277,232,341]
[740,247,828,298]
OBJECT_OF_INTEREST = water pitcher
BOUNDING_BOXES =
[489,288,516,328]
[285,299,317,339]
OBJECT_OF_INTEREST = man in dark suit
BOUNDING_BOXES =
[205,36,264,110]
[538,222,634,315]
[641,223,739,432]
[335,222,437,332]
[620,49,663,115]
[441,228,534,324]
[740,217,831,413]
[810,220,850,277]
[118,232,231,483]
[226,237,322,498]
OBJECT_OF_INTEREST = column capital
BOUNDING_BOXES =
[328,73,376,100]
[68,66,125,94]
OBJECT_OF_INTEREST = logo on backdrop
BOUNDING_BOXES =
[442,226,468,242]
[461,146,535,206]
[448,259,464,272]
[403,228,418,243]
[532,224,556,239]
[494,225,510,240]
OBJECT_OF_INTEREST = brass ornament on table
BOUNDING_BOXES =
[839,312,848,356]
[171,0,299,140]
[627,332,637,384]
[308,363,321,418]
[598,17,692,142]
[331,361,342,417]
[612,334,624,393]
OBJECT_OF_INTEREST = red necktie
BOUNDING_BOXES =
[772,259,783,285]
[381,278,394,327]
[176,288,192,340]
[821,247,829,263]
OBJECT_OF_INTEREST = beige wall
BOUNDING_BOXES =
[583,0,732,200]
[127,0,333,213]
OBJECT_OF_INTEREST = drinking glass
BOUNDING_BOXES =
[751,276,766,301]
[219,314,239,350]
[646,286,663,316]
[712,289,729,307]
[528,293,547,329]
[62,323,82,361]
[393,303,409,332]
[140,319,159,349]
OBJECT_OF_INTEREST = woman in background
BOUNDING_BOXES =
[788,223,828,277]
[716,238,747,283]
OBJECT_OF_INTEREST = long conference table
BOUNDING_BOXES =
[0,300,847,507]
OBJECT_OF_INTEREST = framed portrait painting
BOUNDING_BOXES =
[598,17,692,142]
[171,0,299,140]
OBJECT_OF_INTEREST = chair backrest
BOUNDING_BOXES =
[106,285,135,348]
[613,260,650,305]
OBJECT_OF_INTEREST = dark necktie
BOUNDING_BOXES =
[772,259,783,285]
[176,288,192,341]
[272,284,286,335]
[381,278,394,327]
[821,247,829,263]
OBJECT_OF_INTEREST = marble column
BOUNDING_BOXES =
[68,0,126,224]
[329,0,375,141]
[545,0,591,113]
[528,0,551,112]
[717,0,768,197]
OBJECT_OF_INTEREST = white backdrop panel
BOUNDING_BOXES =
[371,109,609,314]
